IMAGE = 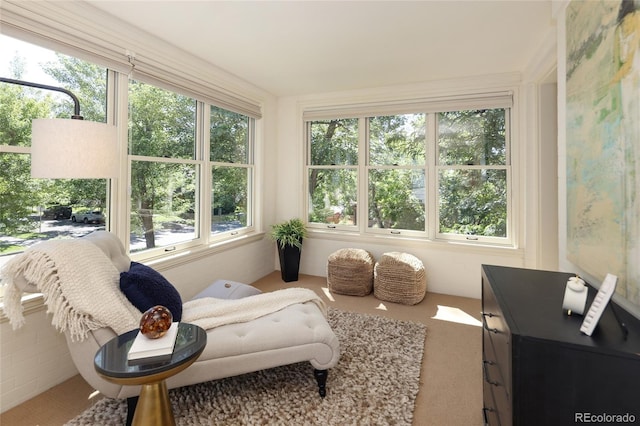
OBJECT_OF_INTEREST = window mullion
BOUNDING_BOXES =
[105,69,117,235]
[0,145,30,154]
[427,113,437,240]
[116,72,131,248]
[197,101,208,244]
[359,117,368,234]
[129,155,199,165]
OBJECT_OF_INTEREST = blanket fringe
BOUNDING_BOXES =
[2,248,100,340]
[1,240,139,341]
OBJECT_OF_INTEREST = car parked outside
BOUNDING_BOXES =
[42,205,72,220]
[71,209,105,224]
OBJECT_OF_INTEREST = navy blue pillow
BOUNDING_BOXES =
[119,262,182,321]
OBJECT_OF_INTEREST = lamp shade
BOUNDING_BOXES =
[31,119,118,179]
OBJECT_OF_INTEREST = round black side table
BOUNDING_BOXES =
[94,323,206,426]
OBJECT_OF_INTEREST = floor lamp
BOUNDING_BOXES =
[0,77,118,178]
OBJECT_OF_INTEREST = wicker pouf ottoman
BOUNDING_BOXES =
[374,252,426,305]
[327,248,375,296]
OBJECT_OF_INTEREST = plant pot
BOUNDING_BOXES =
[278,243,301,282]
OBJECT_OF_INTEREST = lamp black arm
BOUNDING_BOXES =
[0,76,83,119]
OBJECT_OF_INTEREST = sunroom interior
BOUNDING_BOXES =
[3,0,636,420]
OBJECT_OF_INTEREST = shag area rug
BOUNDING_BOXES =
[67,308,427,425]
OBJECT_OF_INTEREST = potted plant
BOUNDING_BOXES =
[270,218,307,282]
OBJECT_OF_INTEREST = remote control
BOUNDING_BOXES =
[580,274,617,336]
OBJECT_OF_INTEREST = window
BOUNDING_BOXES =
[307,119,358,227]
[128,80,198,254]
[128,83,257,257]
[437,109,508,241]
[210,106,254,236]
[1,33,258,264]
[368,114,426,233]
[0,35,110,258]
[305,99,512,245]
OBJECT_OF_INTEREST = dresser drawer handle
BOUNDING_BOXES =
[485,378,500,386]
[483,359,496,366]
[483,363,501,387]
[482,311,497,318]
[482,407,495,425]
[482,316,499,334]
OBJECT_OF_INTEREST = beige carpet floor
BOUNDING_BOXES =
[0,272,483,425]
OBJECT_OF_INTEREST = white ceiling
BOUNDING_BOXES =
[88,0,555,97]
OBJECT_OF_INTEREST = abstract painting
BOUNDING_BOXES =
[565,0,639,306]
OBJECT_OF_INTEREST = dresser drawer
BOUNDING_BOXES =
[492,377,512,426]
[482,336,505,389]
[482,281,512,398]
[482,377,501,426]
[483,346,513,426]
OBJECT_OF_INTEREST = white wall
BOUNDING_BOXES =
[0,307,78,412]
[538,81,559,271]
[300,237,525,299]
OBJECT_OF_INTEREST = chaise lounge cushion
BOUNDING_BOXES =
[119,262,183,321]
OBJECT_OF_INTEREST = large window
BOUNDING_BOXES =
[0,34,257,263]
[0,35,109,257]
[305,102,511,245]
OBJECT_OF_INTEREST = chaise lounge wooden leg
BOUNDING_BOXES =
[313,369,328,398]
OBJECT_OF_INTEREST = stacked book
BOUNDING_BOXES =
[127,322,179,364]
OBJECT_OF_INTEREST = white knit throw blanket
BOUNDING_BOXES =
[181,288,326,330]
[2,239,141,341]
[2,239,325,342]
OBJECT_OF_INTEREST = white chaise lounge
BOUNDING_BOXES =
[2,231,340,422]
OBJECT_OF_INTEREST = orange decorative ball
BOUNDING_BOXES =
[139,305,173,339]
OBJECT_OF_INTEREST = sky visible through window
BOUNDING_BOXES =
[1,35,58,84]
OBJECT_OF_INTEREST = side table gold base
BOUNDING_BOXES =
[94,324,206,425]
[133,380,175,426]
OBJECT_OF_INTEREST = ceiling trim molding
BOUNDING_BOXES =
[1,0,271,115]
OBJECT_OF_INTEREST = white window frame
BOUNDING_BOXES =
[305,118,360,232]
[303,91,515,247]
[365,114,428,239]
[207,106,256,243]
[0,16,263,264]
[433,108,512,244]
[127,84,258,263]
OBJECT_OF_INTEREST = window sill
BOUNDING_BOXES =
[134,231,266,272]
[308,228,523,257]
[0,293,46,324]
[0,232,267,323]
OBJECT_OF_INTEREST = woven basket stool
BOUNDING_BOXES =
[327,248,375,296]
[374,252,426,305]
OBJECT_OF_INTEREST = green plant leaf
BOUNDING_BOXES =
[270,218,307,249]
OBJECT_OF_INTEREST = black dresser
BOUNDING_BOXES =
[481,265,640,426]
